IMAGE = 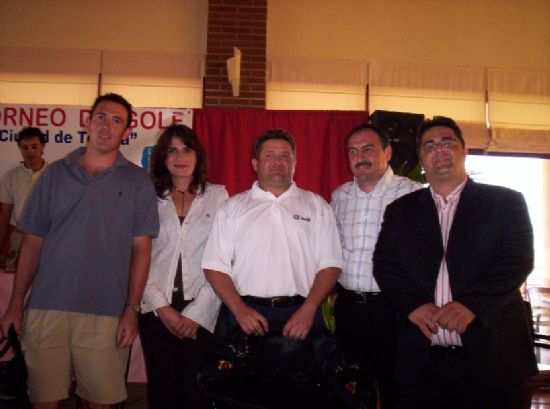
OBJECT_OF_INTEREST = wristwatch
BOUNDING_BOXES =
[126,303,141,313]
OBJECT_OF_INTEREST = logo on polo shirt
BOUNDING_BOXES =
[293,214,311,222]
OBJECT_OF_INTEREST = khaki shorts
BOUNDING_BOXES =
[22,309,129,404]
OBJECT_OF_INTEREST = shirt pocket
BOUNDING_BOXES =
[339,211,381,252]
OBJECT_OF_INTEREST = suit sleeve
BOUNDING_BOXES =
[454,190,533,326]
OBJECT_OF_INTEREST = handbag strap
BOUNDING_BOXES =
[0,337,10,357]
[0,325,23,358]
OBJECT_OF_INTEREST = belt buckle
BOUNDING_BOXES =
[270,297,284,308]
[352,291,368,303]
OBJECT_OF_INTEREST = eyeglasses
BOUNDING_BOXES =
[420,137,459,153]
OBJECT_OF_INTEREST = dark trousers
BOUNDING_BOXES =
[139,312,214,409]
[334,292,397,409]
[395,347,531,409]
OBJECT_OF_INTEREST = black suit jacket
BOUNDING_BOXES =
[373,178,538,386]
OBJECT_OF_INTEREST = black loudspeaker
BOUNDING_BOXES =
[369,110,424,176]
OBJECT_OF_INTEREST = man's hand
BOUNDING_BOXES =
[0,305,23,338]
[204,269,268,336]
[119,235,151,347]
[283,303,316,340]
[433,301,475,334]
[0,234,43,339]
[233,304,268,336]
[116,308,139,348]
[408,303,440,340]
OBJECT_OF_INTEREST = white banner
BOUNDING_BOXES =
[0,104,193,177]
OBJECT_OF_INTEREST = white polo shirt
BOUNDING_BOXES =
[202,181,343,298]
[0,161,48,228]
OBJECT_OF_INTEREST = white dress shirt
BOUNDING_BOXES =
[141,183,228,333]
[202,181,343,298]
[431,178,467,346]
[331,167,421,292]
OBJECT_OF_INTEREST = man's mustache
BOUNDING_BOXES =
[355,161,372,168]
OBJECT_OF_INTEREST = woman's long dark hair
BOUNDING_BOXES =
[150,124,209,198]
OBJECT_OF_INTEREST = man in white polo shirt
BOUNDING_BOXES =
[0,126,48,270]
[203,129,342,340]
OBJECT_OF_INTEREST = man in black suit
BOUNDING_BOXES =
[373,116,538,409]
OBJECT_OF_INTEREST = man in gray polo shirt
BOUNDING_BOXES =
[0,93,159,409]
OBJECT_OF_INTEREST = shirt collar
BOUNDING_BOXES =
[65,147,128,168]
[430,177,468,207]
[19,160,47,176]
[251,180,299,200]
[352,167,395,197]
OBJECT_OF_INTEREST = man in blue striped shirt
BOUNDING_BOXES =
[331,123,421,409]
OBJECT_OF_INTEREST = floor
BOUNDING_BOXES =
[59,383,147,409]
[59,301,550,409]
[57,349,550,409]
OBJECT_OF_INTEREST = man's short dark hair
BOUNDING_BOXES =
[253,129,296,159]
[416,116,465,150]
[91,93,133,129]
[346,123,389,149]
[18,126,46,146]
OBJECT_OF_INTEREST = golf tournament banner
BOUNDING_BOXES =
[0,104,193,177]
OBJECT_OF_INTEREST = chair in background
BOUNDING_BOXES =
[526,287,550,349]
[525,287,550,403]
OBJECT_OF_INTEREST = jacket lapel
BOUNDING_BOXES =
[416,188,445,253]
[446,179,481,291]
[447,178,479,253]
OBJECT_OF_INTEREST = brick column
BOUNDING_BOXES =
[204,0,267,108]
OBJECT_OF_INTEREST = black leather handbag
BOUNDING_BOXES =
[0,326,31,409]
[197,322,369,409]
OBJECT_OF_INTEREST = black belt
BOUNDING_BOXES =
[431,345,463,352]
[338,286,382,303]
[242,295,305,308]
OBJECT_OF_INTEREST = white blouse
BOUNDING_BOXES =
[141,183,228,332]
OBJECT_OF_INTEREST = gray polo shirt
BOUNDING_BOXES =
[19,147,159,317]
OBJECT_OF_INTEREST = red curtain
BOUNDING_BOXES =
[193,109,368,201]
